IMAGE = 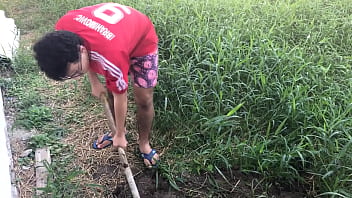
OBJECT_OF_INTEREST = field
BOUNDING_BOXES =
[1,0,351,197]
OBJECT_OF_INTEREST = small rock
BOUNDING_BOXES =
[22,166,31,170]
[20,149,33,158]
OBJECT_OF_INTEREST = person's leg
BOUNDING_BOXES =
[130,51,159,167]
[133,86,158,166]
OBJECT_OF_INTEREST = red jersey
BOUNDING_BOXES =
[55,3,158,93]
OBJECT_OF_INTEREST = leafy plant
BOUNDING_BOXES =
[35,154,85,197]
[16,105,53,129]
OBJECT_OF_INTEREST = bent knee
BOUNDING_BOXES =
[135,97,153,111]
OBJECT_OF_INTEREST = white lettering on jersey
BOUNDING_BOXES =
[74,15,116,40]
[90,51,127,91]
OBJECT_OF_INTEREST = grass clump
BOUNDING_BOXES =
[15,105,53,129]
[138,0,352,196]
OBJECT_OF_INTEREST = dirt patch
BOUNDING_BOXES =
[115,170,183,198]
[59,92,183,197]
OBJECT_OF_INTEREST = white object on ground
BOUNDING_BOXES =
[0,88,17,198]
[0,10,20,61]
[35,147,51,195]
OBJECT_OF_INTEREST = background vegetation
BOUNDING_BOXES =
[1,0,351,197]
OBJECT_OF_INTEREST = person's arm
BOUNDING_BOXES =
[88,70,128,148]
[87,70,106,98]
[112,91,128,148]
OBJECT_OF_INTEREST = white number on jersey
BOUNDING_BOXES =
[93,3,131,24]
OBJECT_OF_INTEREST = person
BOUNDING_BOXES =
[33,3,159,168]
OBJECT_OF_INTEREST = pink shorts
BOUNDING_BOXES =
[130,51,158,88]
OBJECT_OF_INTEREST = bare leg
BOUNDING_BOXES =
[133,86,158,166]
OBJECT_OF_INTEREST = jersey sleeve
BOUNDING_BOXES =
[90,50,130,94]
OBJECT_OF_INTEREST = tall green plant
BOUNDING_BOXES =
[146,0,352,196]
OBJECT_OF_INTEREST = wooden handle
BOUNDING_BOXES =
[101,94,117,136]
[100,93,140,198]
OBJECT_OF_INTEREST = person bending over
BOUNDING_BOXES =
[33,3,159,168]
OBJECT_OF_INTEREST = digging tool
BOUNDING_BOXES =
[100,93,140,198]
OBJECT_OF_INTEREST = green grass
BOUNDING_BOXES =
[150,0,352,196]
[1,0,352,197]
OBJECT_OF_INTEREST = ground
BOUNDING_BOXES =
[2,78,308,197]
[0,39,307,198]
[1,69,181,197]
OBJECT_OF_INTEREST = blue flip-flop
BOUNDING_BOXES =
[92,133,113,149]
[141,149,159,168]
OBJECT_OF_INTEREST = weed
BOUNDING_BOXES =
[15,105,53,130]
[35,154,84,197]
[17,156,33,167]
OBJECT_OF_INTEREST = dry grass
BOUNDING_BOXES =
[8,76,162,197]
[62,99,144,197]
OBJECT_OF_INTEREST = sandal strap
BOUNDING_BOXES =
[141,149,157,162]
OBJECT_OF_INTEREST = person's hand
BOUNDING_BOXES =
[112,133,128,149]
[91,82,106,98]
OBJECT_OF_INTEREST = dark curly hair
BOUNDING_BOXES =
[33,30,84,81]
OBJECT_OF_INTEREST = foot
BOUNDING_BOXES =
[93,128,127,149]
[140,144,159,168]
[92,133,113,149]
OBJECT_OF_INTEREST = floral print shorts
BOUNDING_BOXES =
[130,51,158,88]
